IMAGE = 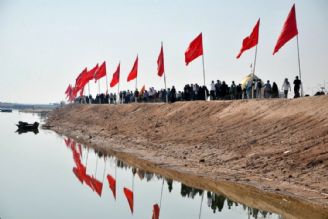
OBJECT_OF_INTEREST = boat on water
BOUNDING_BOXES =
[0,108,13,112]
[16,121,39,130]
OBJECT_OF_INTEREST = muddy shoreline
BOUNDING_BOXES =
[45,96,328,218]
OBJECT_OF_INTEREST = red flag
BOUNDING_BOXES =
[78,144,83,157]
[110,63,120,88]
[86,64,99,81]
[73,167,84,183]
[127,56,138,82]
[77,163,86,177]
[185,33,203,65]
[236,19,260,59]
[91,176,103,197]
[123,187,134,213]
[70,86,78,101]
[65,84,72,97]
[75,64,99,93]
[151,204,160,219]
[157,45,164,77]
[94,61,107,82]
[79,86,84,96]
[107,174,116,199]
[273,4,298,55]
[64,138,71,147]
[66,86,75,102]
[84,174,95,191]
[75,68,88,91]
[72,145,84,170]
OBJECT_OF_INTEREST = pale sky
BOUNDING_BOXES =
[0,0,327,104]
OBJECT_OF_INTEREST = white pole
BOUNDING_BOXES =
[201,54,207,101]
[162,42,168,103]
[115,159,117,199]
[117,80,120,104]
[106,74,109,93]
[252,45,258,99]
[106,72,109,104]
[252,45,258,78]
[102,158,107,183]
[132,171,135,191]
[135,75,138,103]
[118,62,121,104]
[296,35,303,97]
[248,207,250,219]
[85,148,89,167]
[88,82,91,104]
[158,178,164,218]
[159,178,164,209]
[164,73,168,103]
[198,192,204,219]
[95,156,99,177]
[98,80,101,104]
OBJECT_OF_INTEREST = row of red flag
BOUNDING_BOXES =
[65,138,160,218]
[65,61,107,101]
[65,4,299,101]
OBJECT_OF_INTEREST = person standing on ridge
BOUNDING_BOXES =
[282,78,291,98]
[293,76,302,98]
[272,82,279,98]
[210,80,216,100]
[256,79,262,98]
[263,80,272,98]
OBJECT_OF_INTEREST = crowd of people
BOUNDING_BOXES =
[75,75,314,104]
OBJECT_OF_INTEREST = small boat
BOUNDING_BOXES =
[0,108,13,112]
[16,121,39,130]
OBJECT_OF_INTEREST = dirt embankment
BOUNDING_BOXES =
[46,96,328,213]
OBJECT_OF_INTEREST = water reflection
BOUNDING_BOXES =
[15,128,39,135]
[63,137,280,219]
[64,138,104,197]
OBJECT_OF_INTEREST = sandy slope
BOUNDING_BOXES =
[46,96,328,213]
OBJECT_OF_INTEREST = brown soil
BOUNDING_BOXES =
[46,96,328,218]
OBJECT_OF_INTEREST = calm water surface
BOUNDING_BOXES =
[0,111,281,219]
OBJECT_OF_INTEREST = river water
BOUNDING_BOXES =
[0,111,282,219]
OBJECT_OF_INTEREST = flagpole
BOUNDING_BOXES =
[95,156,99,177]
[131,169,135,213]
[115,158,117,181]
[98,80,101,103]
[117,62,120,104]
[88,82,91,104]
[159,178,164,209]
[201,54,207,101]
[132,170,135,190]
[135,76,138,103]
[252,45,258,99]
[106,72,109,103]
[198,192,204,219]
[102,158,107,183]
[161,42,168,103]
[164,72,168,103]
[85,148,89,167]
[118,79,120,104]
[296,35,303,97]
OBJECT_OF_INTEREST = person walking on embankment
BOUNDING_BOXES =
[282,78,291,98]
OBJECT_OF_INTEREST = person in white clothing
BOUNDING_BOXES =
[210,80,216,100]
[282,78,291,98]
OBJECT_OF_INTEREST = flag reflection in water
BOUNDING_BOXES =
[63,137,278,219]
[107,173,116,199]
[64,137,104,197]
